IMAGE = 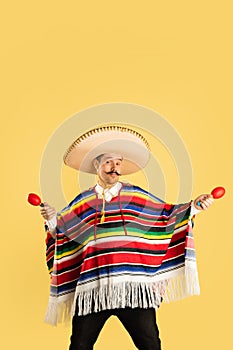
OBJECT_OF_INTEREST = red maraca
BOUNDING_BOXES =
[196,186,225,207]
[27,193,44,207]
[211,186,225,199]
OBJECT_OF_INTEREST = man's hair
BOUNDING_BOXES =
[94,154,123,165]
[95,154,104,163]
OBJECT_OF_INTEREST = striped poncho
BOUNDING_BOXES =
[45,183,200,326]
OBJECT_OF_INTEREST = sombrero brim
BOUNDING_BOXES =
[64,126,150,175]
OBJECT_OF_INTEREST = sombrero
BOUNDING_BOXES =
[63,125,150,175]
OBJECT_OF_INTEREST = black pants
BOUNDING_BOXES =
[69,308,161,350]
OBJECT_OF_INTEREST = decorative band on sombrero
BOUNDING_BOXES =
[64,125,150,174]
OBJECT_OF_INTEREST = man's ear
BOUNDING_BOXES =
[93,159,99,172]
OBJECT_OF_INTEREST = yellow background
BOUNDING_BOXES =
[1,1,232,349]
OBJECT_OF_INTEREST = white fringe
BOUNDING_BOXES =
[73,280,166,317]
[163,263,200,302]
[44,293,75,326]
[45,264,200,326]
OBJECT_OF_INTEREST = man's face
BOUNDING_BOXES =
[94,153,123,187]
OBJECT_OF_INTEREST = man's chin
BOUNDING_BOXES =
[107,175,119,184]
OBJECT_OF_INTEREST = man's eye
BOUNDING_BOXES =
[105,161,110,164]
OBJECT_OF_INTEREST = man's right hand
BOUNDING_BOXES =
[40,202,56,221]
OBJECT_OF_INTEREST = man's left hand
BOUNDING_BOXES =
[194,194,214,210]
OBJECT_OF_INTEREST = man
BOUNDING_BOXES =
[41,125,213,350]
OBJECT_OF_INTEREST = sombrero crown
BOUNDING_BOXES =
[64,125,150,174]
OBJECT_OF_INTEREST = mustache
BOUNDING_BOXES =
[106,171,121,176]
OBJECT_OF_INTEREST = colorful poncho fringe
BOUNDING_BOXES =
[45,183,200,326]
